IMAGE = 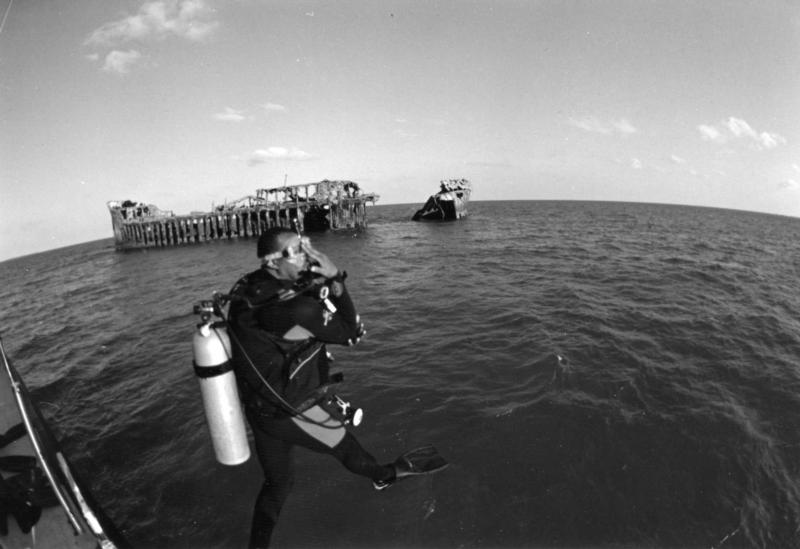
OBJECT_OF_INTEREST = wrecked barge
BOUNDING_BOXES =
[108,180,378,250]
[412,179,471,221]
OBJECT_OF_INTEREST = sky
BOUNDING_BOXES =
[1,0,799,261]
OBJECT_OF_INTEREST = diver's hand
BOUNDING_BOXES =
[302,241,339,278]
[347,316,366,346]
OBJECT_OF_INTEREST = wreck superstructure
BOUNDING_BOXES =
[108,180,379,250]
[412,179,471,221]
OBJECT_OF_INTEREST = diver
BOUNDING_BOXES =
[226,227,446,548]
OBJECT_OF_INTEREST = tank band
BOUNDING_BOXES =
[193,360,234,378]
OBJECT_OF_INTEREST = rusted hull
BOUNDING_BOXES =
[412,189,470,221]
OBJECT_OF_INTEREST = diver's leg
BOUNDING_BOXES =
[271,407,395,483]
[331,432,395,483]
[248,424,294,549]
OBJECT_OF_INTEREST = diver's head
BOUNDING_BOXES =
[257,227,310,280]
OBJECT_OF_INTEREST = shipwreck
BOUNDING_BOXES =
[411,179,471,221]
[108,180,378,250]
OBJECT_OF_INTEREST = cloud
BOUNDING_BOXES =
[102,50,143,74]
[248,147,313,165]
[214,107,246,122]
[613,119,637,135]
[568,116,638,136]
[698,117,786,150]
[725,117,756,139]
[262,102,287,113]
[395,128,418,138]
[698,124,725,144]
[85,0,218,46]
[670,154,686,164]
[631,158,643,170]
[758,132,786,149]
[779,179,799,190]
[793,163,800,173]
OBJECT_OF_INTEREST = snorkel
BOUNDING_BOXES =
[292,218,322,278]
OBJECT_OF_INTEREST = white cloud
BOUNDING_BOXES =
[793,164,800,173]
[102,50,143,74]
[395,128,418,138]
[568,116,637,136]
[569,117,607,133]
[262,102,287,113]
[85,0,218,46]
[698,117,786,150]
[670,154,686,164]
[698,124,725,144]
[726,117,757,139]
[214,107,245,122]
[758,132,786,149]
[779,179,799,190]
[248,147,313,165]
[631,158,643,170]
[613,119,637,135]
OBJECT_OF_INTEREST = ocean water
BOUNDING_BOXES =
[1,200,799,549]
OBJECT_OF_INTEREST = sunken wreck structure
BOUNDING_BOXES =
[108,180,378,250]
[412,179,471,221]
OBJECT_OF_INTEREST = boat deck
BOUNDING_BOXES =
[0,339,124,548]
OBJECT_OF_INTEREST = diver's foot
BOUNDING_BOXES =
[374,445,449,490]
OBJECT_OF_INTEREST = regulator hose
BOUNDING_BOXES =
[205,292,345,430]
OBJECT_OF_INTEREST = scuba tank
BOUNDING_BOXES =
[192,300,250,465]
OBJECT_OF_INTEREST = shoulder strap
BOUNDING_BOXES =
[228,269,287,310]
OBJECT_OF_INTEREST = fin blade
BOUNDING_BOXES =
[397,445,449,476]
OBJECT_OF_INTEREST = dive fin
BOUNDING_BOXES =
[395,445,449,478]
[0,423,26,449]
[0,455,38,473]
[374,445,449,490]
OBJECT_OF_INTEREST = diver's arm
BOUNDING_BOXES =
[326,276,358,327]
[290,295,363,344]
[300,241,362,337]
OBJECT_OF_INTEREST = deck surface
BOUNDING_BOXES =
[0,363,100,548]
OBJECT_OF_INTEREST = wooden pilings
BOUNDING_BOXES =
[108,180,378,251]
[109,199,371,250]
[113,206,284,250]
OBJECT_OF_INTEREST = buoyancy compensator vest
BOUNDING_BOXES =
[226,269,333,417]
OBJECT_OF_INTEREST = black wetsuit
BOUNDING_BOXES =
[227,267,393,549]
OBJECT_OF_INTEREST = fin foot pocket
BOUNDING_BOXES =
[0,424,26,450]
[0,456,38,474]
[395,445,449,478]
[374,445,449,490]
[0,474,43,535]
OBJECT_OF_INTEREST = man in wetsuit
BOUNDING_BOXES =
[227,227,396,549]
